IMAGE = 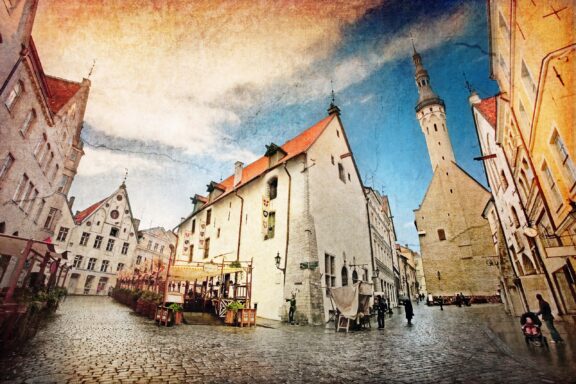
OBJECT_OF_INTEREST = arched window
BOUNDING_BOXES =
[341,267,348,286]
[352,270,358,284]
[500,171,509,190]
[268,177,278,200]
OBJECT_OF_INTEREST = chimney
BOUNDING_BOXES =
[234,161,244,186]
[68,196,75,209]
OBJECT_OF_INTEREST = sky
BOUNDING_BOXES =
[33,0,499,250]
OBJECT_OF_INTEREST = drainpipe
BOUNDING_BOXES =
[234,190,244,262]
[282,162,292,285]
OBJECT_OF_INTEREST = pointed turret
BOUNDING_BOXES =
[413,47,445,112]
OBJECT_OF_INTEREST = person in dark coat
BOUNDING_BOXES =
[374,296,387,329]
[404,298,414,325]
[536,293,563,343]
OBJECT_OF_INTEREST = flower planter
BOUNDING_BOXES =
[236,308,257,327]
[173,311,183,325]
[224,310,236,325]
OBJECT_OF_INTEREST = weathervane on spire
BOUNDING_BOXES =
[410,34,417,54]
[327,80,340,116]
[463,72,474,93]
[88,59,96,78]
[122,168,128,187]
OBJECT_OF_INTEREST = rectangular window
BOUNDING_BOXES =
[43,208,58,230]
[73,255,83,268]
[521,60,536,100]
[106,239,115,252]
[12,173,29,202]
[136,255,142,265]
[203,238,210,259]
[542,161,562,207]
[160,245,164,254]
[191,219,196,234]
[324,253,336,294]
[80,232,90,246]
[18,180,34,210]
[338,163,345,183]
[121,242,129,255]
[0,153,14,181]
[154,243,158,252]
[93,235,103,249]
[110,227,119,237]
[267,212,275,239]
[147,240,152,249]
[25,188,37,214]
[189,245,194,263]
[34,199,45,223]
[87,258,96,271]
[19,109,36,136]
[117,263,124,271]
[100,260,110,272]
[206,210,212,225]
[437,229,446,241]
[4,80,22,111]
[56,227,69,241]
[551,130,576,184]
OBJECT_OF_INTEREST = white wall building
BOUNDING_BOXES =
[135,227,176,274]
[175,105,373,324]
[54,183,140,295]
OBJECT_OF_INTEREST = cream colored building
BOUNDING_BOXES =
[135,227,176,274]
[53,183,140,295]
[396,244,417,301]
[175,105,373,324]
[488,0,575,320]
[413,251,427,298]
[0,0,90,289]
[411,48,500,299]
[365,187,398,307]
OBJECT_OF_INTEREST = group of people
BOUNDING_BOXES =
[374,296,414,328]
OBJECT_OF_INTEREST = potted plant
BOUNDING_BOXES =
[225,301,244,325]
[167,303,184,325]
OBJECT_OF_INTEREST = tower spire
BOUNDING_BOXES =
[327,79,340,116]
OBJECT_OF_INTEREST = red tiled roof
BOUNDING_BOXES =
[29,37,81,115]
[45,76,81,114]
[475,96,497,128]
[74,199,106,224]
[203,114,336,208]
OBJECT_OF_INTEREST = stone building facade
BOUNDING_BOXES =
[487,0,575,320]
[411,48,500,299]
[0,0,90,289]
[53,184,140,295]
[135,227,176,274]
[365,187,398,307]
[175,106,373,324]
[395,244,418,301]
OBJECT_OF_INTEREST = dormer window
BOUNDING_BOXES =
[264,143,287,168]
[268,177,278,200]
[110,227,119,237]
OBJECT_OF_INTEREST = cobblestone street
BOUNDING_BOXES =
[0,297,574,384]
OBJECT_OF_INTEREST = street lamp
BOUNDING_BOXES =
[275,252,285,273]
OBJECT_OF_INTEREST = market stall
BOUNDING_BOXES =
[329,282,373,332]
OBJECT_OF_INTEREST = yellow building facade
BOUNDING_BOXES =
[489,0,575,319]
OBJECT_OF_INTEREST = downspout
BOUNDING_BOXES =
[234,189,244,262]
[282,162,292,285]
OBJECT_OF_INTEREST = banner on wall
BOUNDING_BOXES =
[262,195,270,235]
[198,221,206,249]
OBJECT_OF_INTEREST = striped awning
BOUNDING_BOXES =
[169,263,245,281]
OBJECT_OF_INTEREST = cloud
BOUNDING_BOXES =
[403,221,415,229]
[77,147,163,177]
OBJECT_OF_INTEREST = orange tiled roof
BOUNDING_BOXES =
[475,96,497,128]
[203,114,336,208]
[74,199,106,224]
[45,76,81,114]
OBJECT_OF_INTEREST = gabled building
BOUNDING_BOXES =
[53,183,140,295]
[175,105,373,324]
[0,0,90,290]
[411,47,500,299]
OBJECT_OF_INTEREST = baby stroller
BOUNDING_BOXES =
[520,312,548,348]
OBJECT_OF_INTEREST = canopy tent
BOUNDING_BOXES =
[0,234,68,260]
[169,263,245,281]
[329,282,373,321]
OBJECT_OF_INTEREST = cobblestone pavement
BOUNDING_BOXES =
[0,297,574,384]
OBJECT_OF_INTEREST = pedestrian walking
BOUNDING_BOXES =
[287,293,296,325]
[535,294,563,343]
[439,296,444,311]
[404,298,414,325]
[374,295,387,329]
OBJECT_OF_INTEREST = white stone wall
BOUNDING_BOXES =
[55,187,139,295]
[416,105,456,170]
